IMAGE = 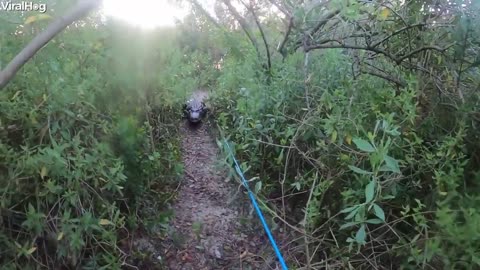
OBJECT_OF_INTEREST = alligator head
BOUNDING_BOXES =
[184,99,207,124]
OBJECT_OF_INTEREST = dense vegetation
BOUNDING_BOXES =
[207,0,480,268]
[1,0,480,269]
[0,7,194,268]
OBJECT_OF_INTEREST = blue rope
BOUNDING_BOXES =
[224,139,289,270]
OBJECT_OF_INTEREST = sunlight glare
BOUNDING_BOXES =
[102,0,189,28]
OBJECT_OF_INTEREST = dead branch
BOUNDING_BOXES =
[0,0,102,89]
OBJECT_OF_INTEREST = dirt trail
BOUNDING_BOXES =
[162,90,270,270]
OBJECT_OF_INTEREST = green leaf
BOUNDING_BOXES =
[382,195,395,200]
[26,246,37,255]
[354,205,365,222]
[365,180,375,203]
[345,206,359,220]
[379,165,392,172]
[365,218,383,224]
[276,149,284,165]
[99,219,113,226]
[355,224,366,244]
[254,181,262,193]
[384,155,400,173]
[40,166,48,179]
[340,205,359,213]
[348,165,373,175]
[385,128,401,136]
[340,221,358,230]
[291,182,301,191]
[373,203,385,221]
[331,130,338,142]
[352,138,375,152]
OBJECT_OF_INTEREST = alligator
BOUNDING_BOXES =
[183,97,208,124]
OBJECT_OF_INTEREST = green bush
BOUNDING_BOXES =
[0,14,186,269]
[210,36,480,269]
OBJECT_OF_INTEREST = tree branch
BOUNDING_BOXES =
[371,23,426,48]
[0,0,101,89]
[190,0,222,29]
[243,2,271,71]
[305,42,394,60]
[309,9,341,37]
[359,68,407,88]
[394,44,454,64]
[293,11,341,51]
[277,16,294,58]
[222,0,261,60]
[306,41,453,65]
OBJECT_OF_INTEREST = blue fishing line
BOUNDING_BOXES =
[225,140,288,270]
